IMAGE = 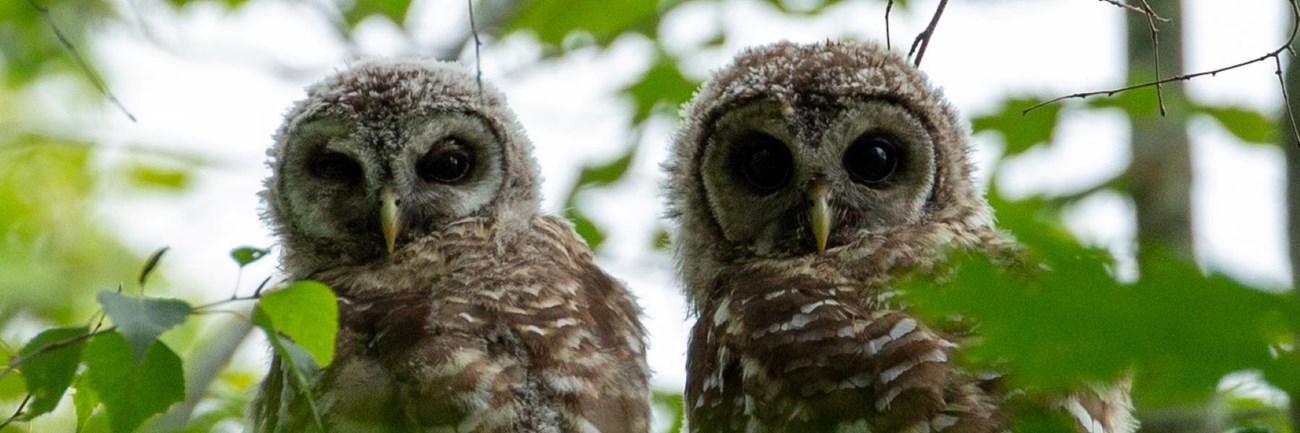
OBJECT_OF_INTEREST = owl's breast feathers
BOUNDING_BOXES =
[686,258,1006,433]
[296,216,649,433]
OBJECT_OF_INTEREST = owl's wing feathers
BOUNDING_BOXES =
[312,216,649,433]
[688,263,1005,433]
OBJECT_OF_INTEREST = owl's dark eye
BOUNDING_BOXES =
[307,151,363,182]
[844,133,899,185]
[733,133,793,193]
[417,140,475,184]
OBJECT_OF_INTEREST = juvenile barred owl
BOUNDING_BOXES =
[663,41,1136,433]
[253,59,649,433]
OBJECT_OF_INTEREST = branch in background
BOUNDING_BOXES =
[1138,0,1166,115]
[1097,0,1170,22]
[468,0,485,101]
[26,0,136,122]
[884,0,894,50]
[907,0,949,67]
[1024,0,1300,150]
[0,395,32,429]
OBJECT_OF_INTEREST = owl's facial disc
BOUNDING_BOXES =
[699,99,936,257]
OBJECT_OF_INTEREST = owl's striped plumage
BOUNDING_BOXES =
[664,41,1135,433]
[253,59,649,433]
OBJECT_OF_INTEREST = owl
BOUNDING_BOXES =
[663,41,1136,433]
[251,59,650,433]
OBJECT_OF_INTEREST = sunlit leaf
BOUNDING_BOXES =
[1195,105,1278,145]
[231,246,270,267]
[84,332,184,433]
[254,281,338,367]
[127,162,191,190]
[653,391,685,433]
[343,0,412,27]
[974,97,1061,158]
[96,291,192,361]
[17,326,89,418]
[73,372,100,433]
[0,350,26,400]
[508,0,675,45]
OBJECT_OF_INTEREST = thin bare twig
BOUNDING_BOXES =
[885,0,895,50]
[1138,0,1166,116]
[25,0,136,122]
[908,0,950,67]
[0,394,32,429]
[1097,0,1169,22]
[1024,0,1300,128]
[468,0,485,102]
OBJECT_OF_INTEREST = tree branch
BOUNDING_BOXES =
[26,0,136,122]
[0,394,31,429]
[1097,0,1169,22]
[1024,0,1300,142]
[885,0,895,50]
[908,0,950,67]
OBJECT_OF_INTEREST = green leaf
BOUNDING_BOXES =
[625,54,697,122]
[138,246,169,287]
[342,0,412,27]
[230,246,270,267]
[564,209,606,251]
[0,350,26,400]
[96,291,192,361]
[73,372,100,433]
[1195,105,1277,145]
[84,332,184,433]
[260,325,326,432]
[652,229,671,251]
[575,149,634,188]
[974,97,1061,158]
[254,281,338,367]
[507,0,675,45]
[1086,86,1162,117]
[127,163,191,190]
[17,326,89,418]
[652,391,684,433]
[900,202,1295,408]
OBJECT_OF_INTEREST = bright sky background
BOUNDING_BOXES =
[67,0,1291,394]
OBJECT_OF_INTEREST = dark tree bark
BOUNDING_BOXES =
[1126,0,1194,267]
[1283,12,1300,432]
[1124,1,1208,432]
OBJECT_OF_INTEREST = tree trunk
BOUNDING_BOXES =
[1124,1,1206,432]
[1126,0,1194,267]
[1283,13,1300,433]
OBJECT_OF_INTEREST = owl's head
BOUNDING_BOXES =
[263,59,540,275]
[665,41,992,288]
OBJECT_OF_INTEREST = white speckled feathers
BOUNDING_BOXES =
[254,59,649,433]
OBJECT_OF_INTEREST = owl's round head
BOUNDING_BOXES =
[264,59,540,275]
[664,41,992,290]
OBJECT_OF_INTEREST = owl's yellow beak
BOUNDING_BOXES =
[380,186,400,255]
[809,178,831,253]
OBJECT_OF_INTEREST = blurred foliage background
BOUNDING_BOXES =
[0,0,1297,432]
